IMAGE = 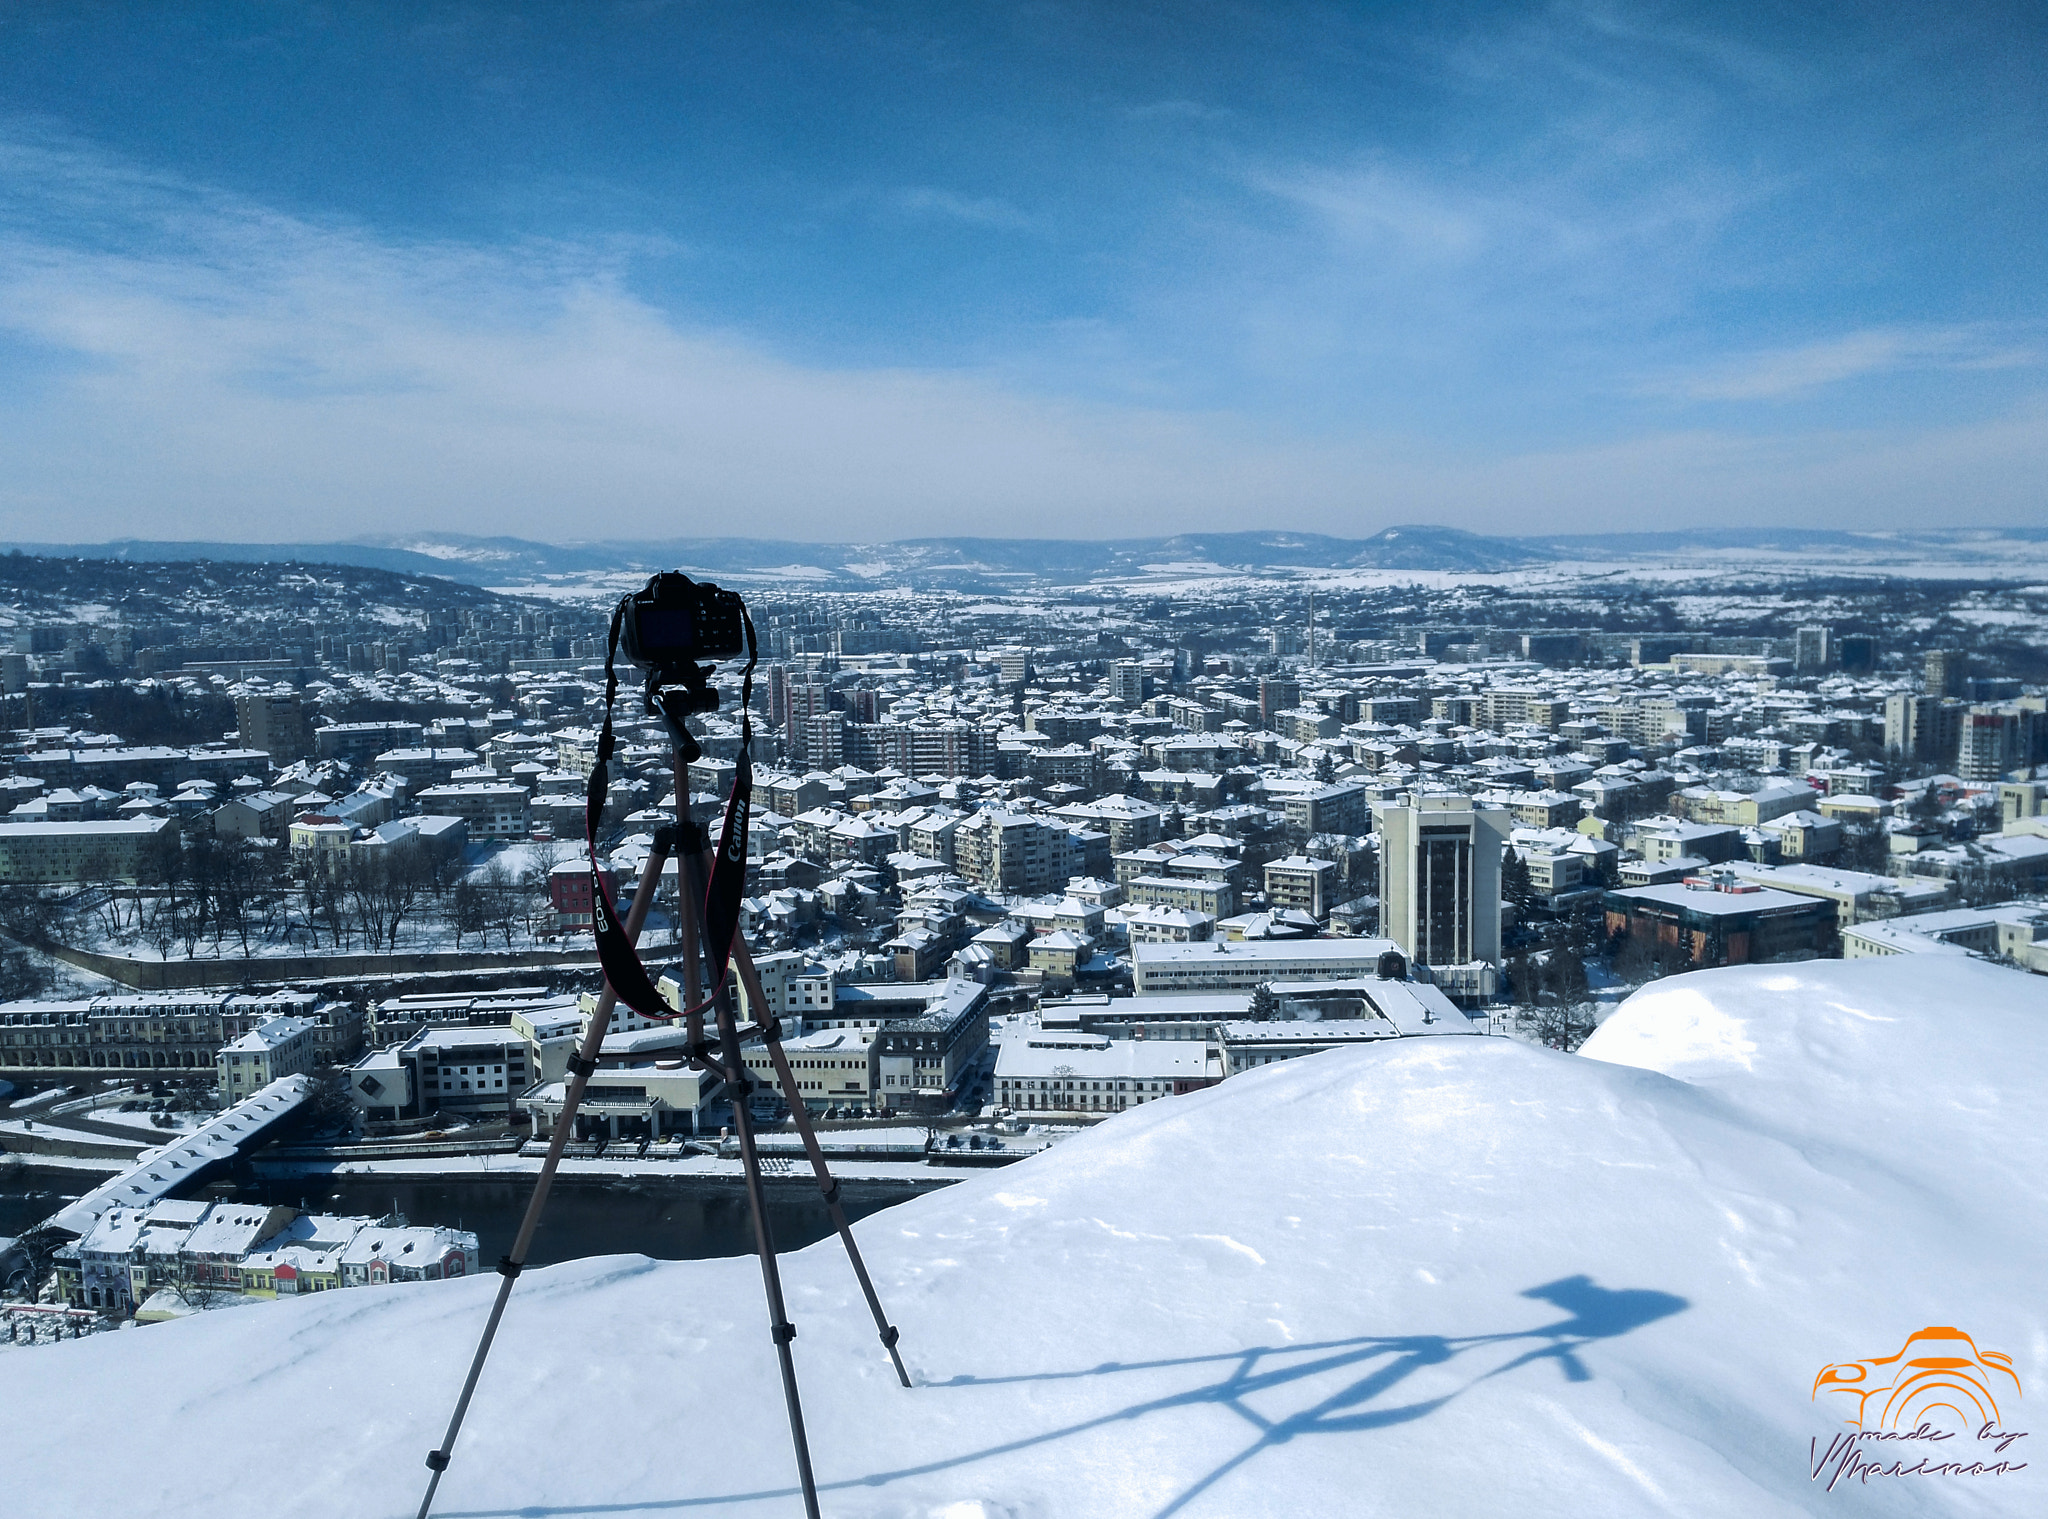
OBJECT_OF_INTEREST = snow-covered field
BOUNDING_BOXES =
[6,957,2043,1518]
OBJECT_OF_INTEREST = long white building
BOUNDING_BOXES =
[993,1029,1217,1115]
[1131,935,1402,994]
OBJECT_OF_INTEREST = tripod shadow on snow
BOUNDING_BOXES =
[437,1274,1686,1519]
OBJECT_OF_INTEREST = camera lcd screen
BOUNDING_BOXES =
[637,607,693,652]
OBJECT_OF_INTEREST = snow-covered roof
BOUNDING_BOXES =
[994,1032,1211,1081]
[48,1076,315,1236]
[220,1015,316,1054]
[1607,882,1830,917]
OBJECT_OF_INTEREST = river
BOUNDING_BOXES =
[0,1164,934,1268]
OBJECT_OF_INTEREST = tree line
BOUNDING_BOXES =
[18,831,577,959]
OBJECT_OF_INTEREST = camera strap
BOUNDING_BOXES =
[583,600,758,1022]
[701,614,758,1001]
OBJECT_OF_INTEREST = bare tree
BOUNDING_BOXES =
[164,1259,238,1313]
[343,851,392,949]
[301,866,350,949]
[1531,1000,1600,1052]
[351,843,432,950]
[479,860,520,949]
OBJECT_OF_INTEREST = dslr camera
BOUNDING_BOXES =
[618,571,749,711]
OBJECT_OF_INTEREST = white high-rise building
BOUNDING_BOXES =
[1374,794,1510,970]
[1793,625,1832,672]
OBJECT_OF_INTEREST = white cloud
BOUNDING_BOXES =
[891,186,1035,231]
[1650,327,2042,402]
[0,135,2041,544]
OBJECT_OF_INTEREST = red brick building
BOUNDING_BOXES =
[550,860,618,930]
[1604,875,1837,968]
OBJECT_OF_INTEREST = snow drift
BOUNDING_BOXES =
[6,958,2044,1518]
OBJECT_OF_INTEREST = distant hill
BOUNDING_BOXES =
[7,523,2041,589]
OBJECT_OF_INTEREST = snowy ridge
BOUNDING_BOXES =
[14,525,2048,589]
[6,960,2045,1517]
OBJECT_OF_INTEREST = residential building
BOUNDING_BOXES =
[1120,905,1215,944]
[215,1016,319,1099]
[953,809,1066,897]
[1490,789,1584,828]
[314,720,425,766]
[1884,693,1960,763]
[1924,649,1967,696]
[1959,705,2043,783]
[235,691,312,762]
[1673,782,1815,828]
[1124,873,1236,919]
[212,788,297,839]
[867,978,991,1111]
[1028,929,1090,983]
[1275,781,1370,839]
[370,747,478,788]
[1258,676,1300,724]
[1793,625,1832,672]
[729,951,839,1029]
[0,990,340,1079]
[1264,855,1338,918]
[0,817,173,883]
[549,860,617,930]
[54,1198,471,1317]
[413,781,530,840]
[380,1025,534,1119]
[1637,819,1744,865]
[1108,661,1148,706]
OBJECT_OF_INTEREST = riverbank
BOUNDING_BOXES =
[252,1150,969,1187]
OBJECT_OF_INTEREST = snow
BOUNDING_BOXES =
[133,1288,265,1321]
[6,958,2046,1517]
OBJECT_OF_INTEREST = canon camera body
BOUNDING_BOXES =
[619,572,748,681]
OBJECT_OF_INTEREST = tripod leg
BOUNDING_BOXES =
[715,984,823,1519]
[726,919,913,1388]
[676,785,822,1518]
[415,837,669,1519]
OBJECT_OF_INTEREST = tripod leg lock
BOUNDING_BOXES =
[425,1450,450,1472]
[820,1178,840,1207]
[772,1322,797,1345]
[565,1053,598,1079]
[496,1256,523,1279]
[880,1325,900,1349]
[755,1016,784,1043]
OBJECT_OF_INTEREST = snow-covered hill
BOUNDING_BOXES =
[8,959,2043,1518]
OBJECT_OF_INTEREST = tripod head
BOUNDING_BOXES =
[646,668,716,761]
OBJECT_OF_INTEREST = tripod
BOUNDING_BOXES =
[415,731,909,1519]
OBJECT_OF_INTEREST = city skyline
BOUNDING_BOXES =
[1,3,2043,543]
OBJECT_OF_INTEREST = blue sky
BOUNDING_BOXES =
[0,1,2042,543]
